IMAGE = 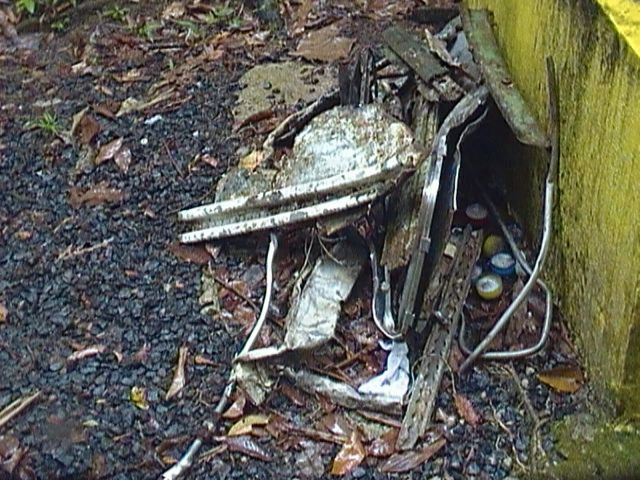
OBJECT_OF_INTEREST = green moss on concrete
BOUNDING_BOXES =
[466,0,640,416]
[550,413,640,479]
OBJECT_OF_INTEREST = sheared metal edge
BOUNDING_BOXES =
[397,227,482,450]
[461,8,549,148]
[179,186,384,243]
[382,99,439,270]
[285,368,402,416]
[397,85,489,334]
[178,157,405,222]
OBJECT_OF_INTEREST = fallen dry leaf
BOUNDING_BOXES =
[291,0,313,36]
[280,383,306,407]
[318,413,353,437]
[77,114,101,145]
[228,414,270,437]
[231,305,257,334]
[162,1,185,20]
[537,365,584,393]
[330,430,366,476]
[67,345,106,363]
[222,394,247,420]
[199,154,219,168]
[132,343,150,364]
[380,437,446,473]
[95,137,124,165]
[69,185,125,208]
[167,242,211,265]
[0,303,7,324]
[113,69,146,83]
[367,428,398,458]
[15,230,32,240]
[0,434,27,475]
[166,345,189,401]
[93,103,117,120]
[454,393,481,426]
[238,149,265,171]
[224,435,271,461]
[293,23,355,62]
[129,386,149,410]
[114,146,132,173]
[194,354,218,367]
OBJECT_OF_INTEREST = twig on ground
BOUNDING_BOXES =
[489,401,529,473]
[198,444,227,464]
[210,270,260,313]
[57,237,113,261]
[0,391,41,430]
[505,363,549,471]
[163,140,185,179]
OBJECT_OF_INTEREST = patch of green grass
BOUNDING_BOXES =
[103,4,128,23]
[204,3,234,24]
[172,18,202,41]
[51,16,69,31]
[27,112,62,136]
[15,0,77,16]
[203,2,241,28]
[136,20,160,41]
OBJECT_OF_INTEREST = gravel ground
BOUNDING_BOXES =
[0,2,588,479]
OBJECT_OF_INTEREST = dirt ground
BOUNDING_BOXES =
[0,1,590,479]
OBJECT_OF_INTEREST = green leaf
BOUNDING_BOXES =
[18,0,37,15]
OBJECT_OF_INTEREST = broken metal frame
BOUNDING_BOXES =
[458,57,559,372]
[180,186,390,243]
[397,85,489,335]
[178,156,406,222]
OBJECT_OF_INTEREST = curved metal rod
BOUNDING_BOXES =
[459,57,559,372]
[458,184,553,373]
[368,237,402,339]
[237,232,278,358]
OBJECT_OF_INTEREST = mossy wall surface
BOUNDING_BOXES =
[466,0,640,412]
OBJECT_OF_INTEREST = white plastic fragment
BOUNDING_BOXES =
[357,341,410,402]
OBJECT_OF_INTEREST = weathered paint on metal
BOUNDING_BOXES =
[461,8,549,148]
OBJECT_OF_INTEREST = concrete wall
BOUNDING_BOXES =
[466,0,640,413]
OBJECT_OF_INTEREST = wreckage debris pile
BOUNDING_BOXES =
[166,11,580,479]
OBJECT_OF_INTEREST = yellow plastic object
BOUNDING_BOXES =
[482,234,505,258]
[475,274,503,300]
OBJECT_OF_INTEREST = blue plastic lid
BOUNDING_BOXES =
[490,252,516,276]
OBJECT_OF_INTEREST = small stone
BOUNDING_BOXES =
[120,377,134,386]
[503,456,513,469]
[352,467,366,478]
[521,378,529,389]
[525,366,535,376]
[49,361,64,372]
[140,137,148,145]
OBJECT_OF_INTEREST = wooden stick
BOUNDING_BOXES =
[0,391,41,430]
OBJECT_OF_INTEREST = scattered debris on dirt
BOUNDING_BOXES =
[0,1,589,479]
